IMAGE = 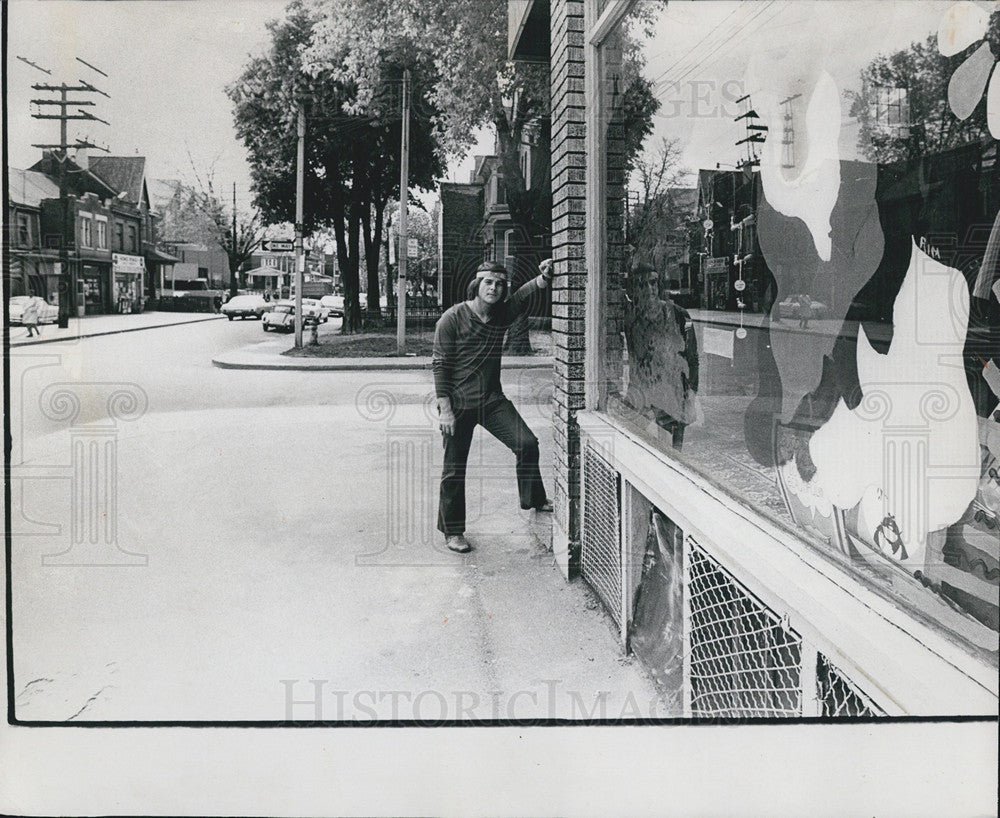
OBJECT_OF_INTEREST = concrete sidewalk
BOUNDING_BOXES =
[12,400,659,722]
[212,331,555,371]
[8,311,223,347]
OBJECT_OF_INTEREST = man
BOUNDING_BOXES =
[433,260,554,553]
[22,296,41,338]
[623,263,699,449]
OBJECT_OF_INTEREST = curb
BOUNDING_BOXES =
[212,355,555,372]
[9,315,225,348]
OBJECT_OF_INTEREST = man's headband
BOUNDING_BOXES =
[475,268,508,281]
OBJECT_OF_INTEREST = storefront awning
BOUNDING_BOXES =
[508,0,550,62]
[244,266,284,278]
[145,247,181,263]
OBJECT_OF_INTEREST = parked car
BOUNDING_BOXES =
[262,301,320,332]
[221,294,270,320]
[665,279,699,309]
[301,298,331,323]
[9,295,58,325]
[777,295,828,320]
[320,294,344,317]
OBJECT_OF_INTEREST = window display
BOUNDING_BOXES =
[599,1,999,656]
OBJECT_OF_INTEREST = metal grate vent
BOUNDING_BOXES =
[817,654,885,717]
[687,540,803,717]
[582,445,622,629]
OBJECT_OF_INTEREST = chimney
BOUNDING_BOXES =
[74,146,89,170]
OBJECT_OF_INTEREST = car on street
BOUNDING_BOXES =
[262,301,321,332]
[301,298,331,323]
[8,295,58,325]
[777,295,828,320]
[220,294,271,320]
[320,294,344,317]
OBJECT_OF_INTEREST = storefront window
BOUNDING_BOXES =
[599,1,999,658]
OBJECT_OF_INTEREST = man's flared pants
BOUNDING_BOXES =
[437,395,548,536]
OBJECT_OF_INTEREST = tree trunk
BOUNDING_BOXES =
[384,208,394,307]
[342,139,364,333]
[361,199,384,323]
[229,258,240,298]
[333,196,363,334]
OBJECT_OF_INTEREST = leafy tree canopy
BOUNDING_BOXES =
[850,10,1000,163]
[228,0,443,329]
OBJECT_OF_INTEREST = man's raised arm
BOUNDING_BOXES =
[508,258,554,315]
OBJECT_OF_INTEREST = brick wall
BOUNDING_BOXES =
[549,0,587,576]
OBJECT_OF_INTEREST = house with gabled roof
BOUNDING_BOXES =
[26,149,165,314]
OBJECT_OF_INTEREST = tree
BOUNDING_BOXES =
[849,11,1000,163]
[229,1,443,332]
[153,180,220,247]
[305,0,549,349]
[386,200,439,306]
[627,137,693,269]
[155,175,263,296]
[304,0,659,346]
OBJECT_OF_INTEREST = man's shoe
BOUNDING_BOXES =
[445,534,472,553]
[534,500,554,513]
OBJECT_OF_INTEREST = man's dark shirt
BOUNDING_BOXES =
[432,279,540,411]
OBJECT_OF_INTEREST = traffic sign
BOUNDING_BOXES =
[262,239,294,253]
[407,238,419,258]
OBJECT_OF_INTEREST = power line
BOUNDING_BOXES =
[76,57,108,77]
[650,1,751,88]
[673,1,778,88]
[17,55,51,74]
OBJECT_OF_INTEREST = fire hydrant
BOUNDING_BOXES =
[310,320,319,346]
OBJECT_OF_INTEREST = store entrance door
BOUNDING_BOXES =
[81,266,107,314]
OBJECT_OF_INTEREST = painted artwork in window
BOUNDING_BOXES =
[599,1,999,653]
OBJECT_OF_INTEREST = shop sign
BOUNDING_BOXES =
[113,253,145,274]
[704,256,728,278]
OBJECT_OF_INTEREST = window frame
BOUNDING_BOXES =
[16,212,32,247]
[584,0,636,408]
[95,215,108,250]
[79,214,93,248]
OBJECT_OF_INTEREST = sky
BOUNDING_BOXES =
[7,1,289,208]
[6,0,490,213]
[6,0,971,212]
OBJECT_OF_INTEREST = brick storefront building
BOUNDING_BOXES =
[510,0,998,717]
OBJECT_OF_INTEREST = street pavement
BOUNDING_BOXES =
[6,317,659,722]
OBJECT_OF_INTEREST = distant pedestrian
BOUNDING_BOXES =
[22,296,41,337]
[432,259,554,553]
[797,293,813,328]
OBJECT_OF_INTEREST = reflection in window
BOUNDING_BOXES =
[599,1,1000,655]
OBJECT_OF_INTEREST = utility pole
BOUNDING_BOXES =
[232,182,238,295]
[396,69,411,356]
[30,73,109,327]
[294,104,306,348]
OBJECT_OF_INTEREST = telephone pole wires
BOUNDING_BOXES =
[29,62,110,327]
